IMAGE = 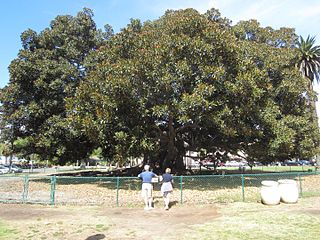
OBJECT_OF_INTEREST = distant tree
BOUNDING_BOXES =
[0,143,11,164]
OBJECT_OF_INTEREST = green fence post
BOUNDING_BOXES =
[298,174,303,197]
[50,176,57,205]
[241,174,245,202]
[116,176,120,207]
[22,175,29,203]
[180,176,183,204]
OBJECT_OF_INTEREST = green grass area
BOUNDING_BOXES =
[0,221,17,239]
[250,165,315,172]
[180,199,320,240]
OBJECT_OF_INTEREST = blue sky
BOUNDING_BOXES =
[1,0,320,109]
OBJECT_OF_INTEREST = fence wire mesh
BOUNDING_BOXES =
[54,177,118,205]
[0,172,319,206]
[27,176,52,204]
[0,176,24,203]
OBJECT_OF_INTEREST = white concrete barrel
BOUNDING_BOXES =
[261,180,280,205]
[278,179,299,203]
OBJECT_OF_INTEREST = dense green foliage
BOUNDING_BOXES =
[0,8,103,164]
[231,19,320,163]
[0,221,17,239]
[1,8,319,169]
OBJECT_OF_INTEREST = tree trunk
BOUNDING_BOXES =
[309,82,320,162]
[163,116,177,170]
[162,116,186,173]
[213,161,218,172]
[310,82,319,126]
[174,152,185,174]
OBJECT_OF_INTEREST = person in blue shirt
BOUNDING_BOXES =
[138,165,157,210]
[160,168,173,210]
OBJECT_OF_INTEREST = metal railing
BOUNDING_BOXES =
[0,172,319,206]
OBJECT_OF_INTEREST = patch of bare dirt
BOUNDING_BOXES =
[0,203,220,240]
[303,209,320,215]
[104,205,219,225]
[291,196,320,216]
[0,204,71,221]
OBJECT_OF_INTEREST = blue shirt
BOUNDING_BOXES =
[162,173,173,182]
[138,171,156,183]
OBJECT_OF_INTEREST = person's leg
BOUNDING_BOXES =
[144,193,149,209]
[146,184,153,209]
[148,185,153,208]
[148,197,153,208]
[165,192,170,209]
[164,192,170,210]
[162,192,168,209]
[142,184,149,210]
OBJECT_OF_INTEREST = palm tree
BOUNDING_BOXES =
[297,35,320,82]
[297,36,320,164]
[297,35,320,124]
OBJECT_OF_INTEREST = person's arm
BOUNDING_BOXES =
[159,175,163,182]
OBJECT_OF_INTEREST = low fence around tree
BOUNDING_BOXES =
[0,172,319,206]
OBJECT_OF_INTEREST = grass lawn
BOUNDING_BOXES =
[217,165,316,173]
[181,198,320,240]
[0,221,16,239]
[250,165,316,172]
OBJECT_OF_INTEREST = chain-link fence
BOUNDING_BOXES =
[0,172,319,206]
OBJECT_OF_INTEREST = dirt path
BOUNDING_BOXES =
[1,197,320,239]
[0,203,220,240]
